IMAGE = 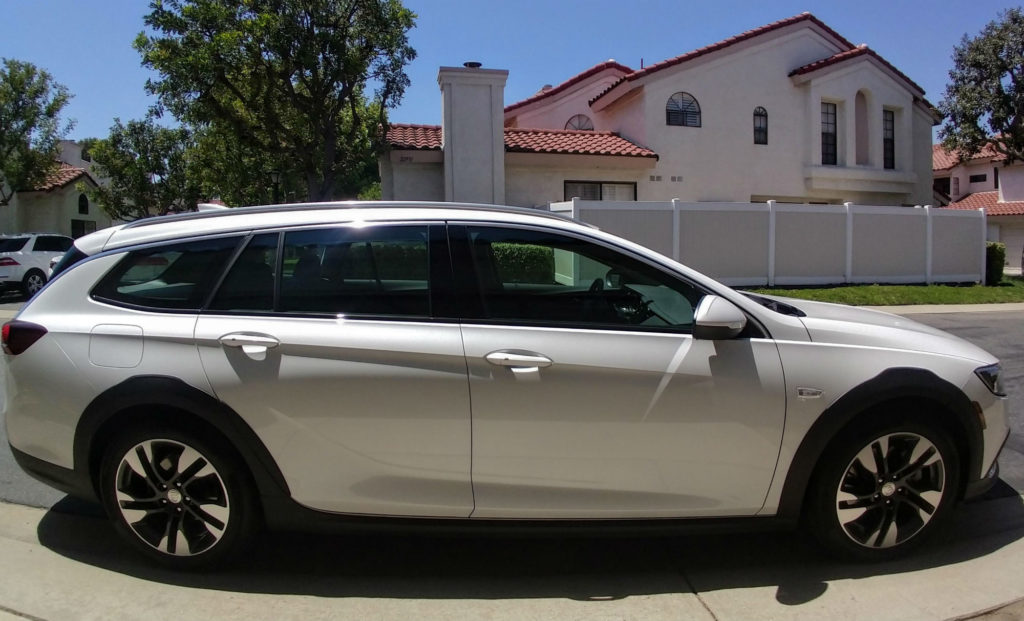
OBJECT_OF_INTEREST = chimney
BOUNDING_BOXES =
[437,63,509,204]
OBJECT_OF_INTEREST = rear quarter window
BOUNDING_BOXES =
[92,237,242,310]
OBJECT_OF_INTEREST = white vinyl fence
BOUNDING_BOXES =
[549,199,986,287]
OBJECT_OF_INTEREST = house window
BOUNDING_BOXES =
[995,167,1000,189]
[71,219,97,238]
[753,107,767,144]
[933,177,951,196]
[883,110,895,169]
[821,102,837,166]
[666,92,701,127]
[969,174,987,183]
[78,193,89,215]
[564,181,637,201]
[952,177,960,196]
[565,114,594,131]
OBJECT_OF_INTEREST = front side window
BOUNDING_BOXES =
[276,225,430,317]
[93,236,241,310]
[465,226,704,331]
[753,107,768,144]
[821,102,837,165]
[883,109,895,169]
[667,92,701,127]
[33,236,72,252]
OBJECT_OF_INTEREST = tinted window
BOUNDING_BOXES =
[208,233,278,312]
[278,225,430,317]
[93,237,241,310]
[0,238,29,252]
[35,236,73,252]
[466,226,704,330]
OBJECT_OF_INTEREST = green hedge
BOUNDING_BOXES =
[493,243,554,283]
[986,241,1006,286]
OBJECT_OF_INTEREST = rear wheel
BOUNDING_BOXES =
[99,423,260,569]
[21,269,45,296]
[807,418,960,561]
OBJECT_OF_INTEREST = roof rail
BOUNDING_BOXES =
[121,201,594,229]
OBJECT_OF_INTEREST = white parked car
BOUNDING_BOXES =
[2,202,1010,568]
[0,233,74,296]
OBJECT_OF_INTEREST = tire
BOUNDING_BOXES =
[806,417,961,561]
[98,422,261,569]
[21,269,46,297]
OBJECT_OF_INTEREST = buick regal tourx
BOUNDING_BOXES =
[2,202,1009,568]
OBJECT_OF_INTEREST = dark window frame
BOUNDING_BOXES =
[666,92,701,127]
[969,173,988,183]
[563,180,638,202]
[821,102,838,166]
[78,193,89,215]
[753,107,768,145]
[883,109,895,169]
[564,114,594,131]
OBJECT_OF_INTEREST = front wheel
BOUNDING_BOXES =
[99,423,260,569]
[807,419,960,561]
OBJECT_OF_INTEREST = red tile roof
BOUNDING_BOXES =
[385,123,442,150]
[789,45,925,95]
[30,162,92,192]
[932,142,1007,171]
[386,124,656,159]
[944,191,1024,216]
[590,12,856,106]
[504,60,633,114]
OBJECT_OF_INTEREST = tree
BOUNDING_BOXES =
[939,8,1024,164]
[0,58,74,205]
[135,0,416,202]
[85,117,202,220]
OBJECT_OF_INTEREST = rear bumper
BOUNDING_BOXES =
[9,444,97,503]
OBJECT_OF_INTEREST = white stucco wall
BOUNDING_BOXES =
[508,67,627,131]
[13,185,111,237]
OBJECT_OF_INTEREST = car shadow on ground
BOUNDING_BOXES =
[36,483,1024,606]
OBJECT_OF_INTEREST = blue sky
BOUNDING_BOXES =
[1,0,1017,141]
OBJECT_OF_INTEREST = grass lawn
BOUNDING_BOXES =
[743,276,1024,306]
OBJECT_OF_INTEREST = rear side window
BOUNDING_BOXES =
[93,237,241,310]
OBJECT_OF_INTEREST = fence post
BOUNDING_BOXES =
[672,198,681,262]
[980,207,987,283]
[572,196,581,219]
[924,205,933,284]
[844,202,854,283]
[767,200,776,287]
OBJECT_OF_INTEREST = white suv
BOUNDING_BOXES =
[2,202,1010,568]
[0,233,74,296]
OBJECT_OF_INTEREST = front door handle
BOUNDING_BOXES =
[219,333,280,360]
[485,350,553,369]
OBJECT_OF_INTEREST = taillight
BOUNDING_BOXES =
[0,257,19,267]
[2,320,48,355]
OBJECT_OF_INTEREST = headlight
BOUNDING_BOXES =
[975,363,1006,397]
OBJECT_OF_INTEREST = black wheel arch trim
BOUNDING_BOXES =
[776,366,983,520]
[74,375,291,502]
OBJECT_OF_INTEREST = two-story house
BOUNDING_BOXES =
[381,12,939,208]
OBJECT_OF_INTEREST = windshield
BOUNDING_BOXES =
[0,238,29,252]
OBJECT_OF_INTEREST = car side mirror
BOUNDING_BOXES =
[693,295,747,340]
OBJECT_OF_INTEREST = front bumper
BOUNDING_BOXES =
[963,428,1010,501]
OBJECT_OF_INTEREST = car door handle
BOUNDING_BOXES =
[219,333,280,360]
[485,350,553,369]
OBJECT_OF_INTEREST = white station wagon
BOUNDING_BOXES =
[2,202,1009,568]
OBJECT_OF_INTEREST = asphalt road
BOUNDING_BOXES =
[0,308,1022,509]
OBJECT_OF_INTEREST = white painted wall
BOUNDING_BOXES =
[509,67,626,131]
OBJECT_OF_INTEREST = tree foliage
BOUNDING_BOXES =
[939,8,1024,164]
[85,117,201,220]
[135,0,416,202]
[0,58,74,205]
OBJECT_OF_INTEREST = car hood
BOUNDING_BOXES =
[760,295,996,364]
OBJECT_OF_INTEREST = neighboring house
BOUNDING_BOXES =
[0,153,111,238]
[382,12,939,208]
[935,143,1024,272]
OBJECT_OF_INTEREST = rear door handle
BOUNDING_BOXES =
[219,333,280,360]
[485,350,553,369]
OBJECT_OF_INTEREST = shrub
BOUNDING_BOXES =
[985,241,1006,285]
[493,243,554,283]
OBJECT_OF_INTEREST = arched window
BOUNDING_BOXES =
[78,193,89,215]
[753,107,767,144]
[565,114,594,131]
[666,92,701,127]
